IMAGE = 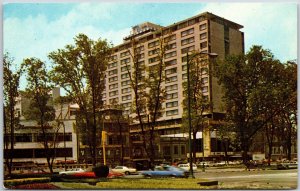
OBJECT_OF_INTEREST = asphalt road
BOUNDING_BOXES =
[194,168,298,189]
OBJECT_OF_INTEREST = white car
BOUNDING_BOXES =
[178,163,198,171]
[112,166,137,175]
[59,168,85,176]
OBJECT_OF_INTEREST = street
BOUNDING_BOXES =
[195,168,298,189]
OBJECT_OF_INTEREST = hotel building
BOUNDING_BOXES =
[103,12,244,163]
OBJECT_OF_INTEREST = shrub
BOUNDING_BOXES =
[93,165,109,177]
[12,183,60,189]
[4,177,50,188]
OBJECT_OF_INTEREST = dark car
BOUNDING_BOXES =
[141,165,189,178]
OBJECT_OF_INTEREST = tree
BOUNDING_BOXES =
[124,31,169,168]
[182,53,211,163]
[22,58,56,173]
[277,61,297,160]
[3,52,23,177]
[49,33,112,166]
[214,45,294,164]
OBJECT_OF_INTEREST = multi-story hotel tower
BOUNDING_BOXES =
[103,12,244,163]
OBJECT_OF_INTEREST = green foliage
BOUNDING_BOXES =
[49,33,112,165]
[22,57,57,173]
[3,52,23,176]
[214,45,297,161]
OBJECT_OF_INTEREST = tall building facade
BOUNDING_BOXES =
[103,12,244,163]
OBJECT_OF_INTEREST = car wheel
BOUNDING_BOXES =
[125,171,130,175]
[144,174,151,178]
[61,173,66,176]
[170,175,176,178]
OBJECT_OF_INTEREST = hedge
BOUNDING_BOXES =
[4,177,51,188]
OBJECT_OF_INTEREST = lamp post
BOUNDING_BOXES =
[186,51,218,178]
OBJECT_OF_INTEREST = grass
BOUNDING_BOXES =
[53,178,210,189]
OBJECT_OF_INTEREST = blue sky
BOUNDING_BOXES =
[3,2,298,89]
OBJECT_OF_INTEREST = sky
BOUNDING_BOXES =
[3,2,298,89]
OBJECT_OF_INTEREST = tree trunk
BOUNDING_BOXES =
[223,138,229,164]
[192,131,197,163]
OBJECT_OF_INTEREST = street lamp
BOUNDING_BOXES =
[186,51,218,178]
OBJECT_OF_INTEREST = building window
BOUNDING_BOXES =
[202,86,208,93]
[201,77,208,84]
[200,32,207,40]
[174,145,179,155]
[120,51,130,58]
[201,68,208,75]
[166,92,178,100]
[166,84,178,92]
[181,145,186,155]
[121,80,131,87]
[181,46,195,54]
[165,51,177,59]
[182,73,187,80]
[122,94,132,101]
[109,76,118,83]
[163,146,171,155]
[109,55,117,62]
[108,69,118,76]
[165,43,177,51]
[121,58,130,65]
[149,56,159,64]
[165,59,177,67]
[148,40,159,48]
[166,76,177,83]
[182,65,187,71]
[166,101,178,108]
[164,34,176,43]
[121,73,129,79]
[137,53,144,59]
[165,67,177,75]
[109,98,119,104]
[122,87,131,94]
[122,102,132,108]
[200,42,207,49]
[109,83,118,90]
[108,62,117,69]
[109,90,118,97]
[199,23,207,31]
[166,109,178,116]
[121,65,131,72]
[102,93,106,98]
[181,28,194,37]
[123,110,130,115]
[135,46,144,52]
[181,37,195,46]
[181,56,187,63]
[15,133,32,142]
[148,48,159,56]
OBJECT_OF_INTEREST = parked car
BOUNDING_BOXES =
[112,166,137,175]
[25,168,50,176]
[71,170,124,178]
[178,163,197,171]
[277,162,298,170]
[59,168,85,176]
[141,165,189,178]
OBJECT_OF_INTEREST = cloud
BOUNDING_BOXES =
[197,3,297,62]
[4,3,129,67]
